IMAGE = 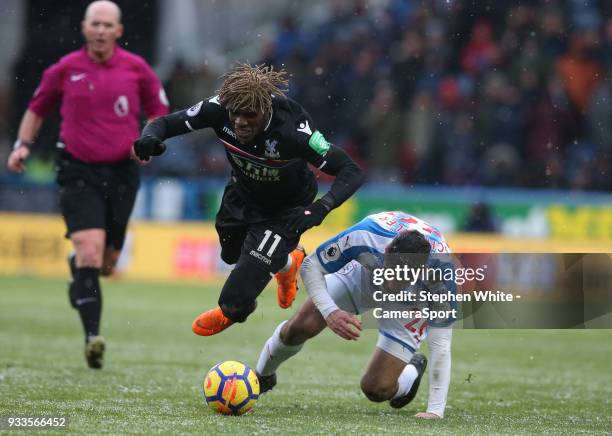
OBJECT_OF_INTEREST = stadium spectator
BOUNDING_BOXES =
[251,0,611,192]
[5,0,169,368]
[556,28,602,117]
[463,203,498,233]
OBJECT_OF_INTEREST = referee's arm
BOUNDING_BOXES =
[7,109,44,173]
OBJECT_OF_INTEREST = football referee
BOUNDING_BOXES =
[6,1,169,368]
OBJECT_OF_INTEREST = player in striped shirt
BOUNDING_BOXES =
[255,211,454,418]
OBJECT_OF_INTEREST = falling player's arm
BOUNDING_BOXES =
[300,254,339,319]
[300,254,362,340]
[285,106,364,233]
[134,97,225,160]
[286,143,365,233]
[300,218,384,340]
[421,327,452,418]
[312,144,364,213]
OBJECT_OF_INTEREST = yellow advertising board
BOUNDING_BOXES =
[0,213,609,283]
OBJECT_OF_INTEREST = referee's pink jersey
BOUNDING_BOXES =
[28,45,169,163]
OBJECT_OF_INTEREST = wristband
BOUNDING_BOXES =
[13,139,31,151]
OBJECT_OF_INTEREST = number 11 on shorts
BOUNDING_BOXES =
[257,230,282,257]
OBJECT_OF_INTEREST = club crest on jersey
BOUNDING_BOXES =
[264,139,280,159]
[321,242,340,263]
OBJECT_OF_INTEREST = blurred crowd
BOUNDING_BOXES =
[3,0,612,193]
[249,0,612,191]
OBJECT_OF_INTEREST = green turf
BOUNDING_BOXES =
[0,276,610,434]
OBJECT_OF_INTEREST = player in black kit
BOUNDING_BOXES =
[133,63,364,336]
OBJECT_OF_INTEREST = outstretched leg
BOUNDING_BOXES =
[255,298,327,392]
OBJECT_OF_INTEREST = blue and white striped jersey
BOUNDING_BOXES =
[315,211,451,274]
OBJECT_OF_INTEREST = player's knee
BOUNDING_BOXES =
[220,300,257,323]
[73,239,104,267]
[360,375,396,402]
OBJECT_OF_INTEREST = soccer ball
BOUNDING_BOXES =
[203,360,260,415]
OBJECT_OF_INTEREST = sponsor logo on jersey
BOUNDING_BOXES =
[264,139,280,159]
[230,154,281,182]
[249,249,272,265]
[321,242,340,263]
[187,101,203,117]
[113,95,129,117]
[70,73,87,82]
[308,130,330,156]
[223,126,237,139]
[341,235,350,249]
[297,120,312,135]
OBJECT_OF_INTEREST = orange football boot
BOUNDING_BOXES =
[275,246,306,309]
[192,307,234,336]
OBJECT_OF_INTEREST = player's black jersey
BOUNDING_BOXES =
[143,94,364,214]
[183,95,324,209]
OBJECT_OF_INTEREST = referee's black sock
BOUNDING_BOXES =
[68,267,102,342]
[68,253,77,281]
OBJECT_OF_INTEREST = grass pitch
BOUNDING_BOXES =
[0,276,610,434]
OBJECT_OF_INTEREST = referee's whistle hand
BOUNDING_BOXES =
[7,146,30,173]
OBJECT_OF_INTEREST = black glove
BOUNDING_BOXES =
[286,201,329,234]
[133,134,167,161]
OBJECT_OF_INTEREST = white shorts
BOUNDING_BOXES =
[325,261,426,363]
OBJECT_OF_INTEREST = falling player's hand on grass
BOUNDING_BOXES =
[325,309,362,340]
[415,412,442,419]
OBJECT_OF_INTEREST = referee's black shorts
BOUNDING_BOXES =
[55,151,140,250]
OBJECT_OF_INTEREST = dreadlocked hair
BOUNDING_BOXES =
[217,63,289,115]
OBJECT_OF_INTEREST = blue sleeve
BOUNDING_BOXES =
[315,217,393,273]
